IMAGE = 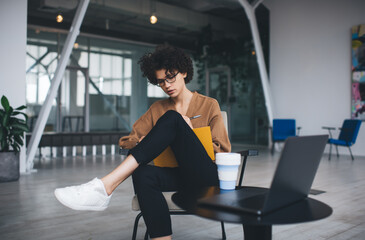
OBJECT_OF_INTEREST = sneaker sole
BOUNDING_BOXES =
[54,190,107,211]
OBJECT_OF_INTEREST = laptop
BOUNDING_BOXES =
[198,135,329,215]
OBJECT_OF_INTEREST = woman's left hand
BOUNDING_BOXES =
[182,115,193,129]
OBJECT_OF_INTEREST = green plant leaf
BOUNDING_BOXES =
[2,112,10,127]
[14,135,24,146]
[10,117,26,125]
[11,143,20,152]
[1,96,10,112]
[15,105,27,111]
[0,96,28,151]
[1,139,9,152]
[12,123,29,132]
[12,129,24,135]
[12,111,28,121]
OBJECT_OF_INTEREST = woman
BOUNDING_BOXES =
[55,44,231,240]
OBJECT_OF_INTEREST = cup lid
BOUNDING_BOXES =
[215,152,241,165]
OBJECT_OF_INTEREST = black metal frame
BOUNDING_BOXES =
[130,149,259,240]
[132,211,226,240]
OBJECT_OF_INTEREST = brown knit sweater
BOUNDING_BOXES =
[119,91,231,153]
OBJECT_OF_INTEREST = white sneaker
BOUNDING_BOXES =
[54,178,111,211]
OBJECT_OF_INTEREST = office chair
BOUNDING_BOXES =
[322,119,361,161]
[270,119,301,154]
[125,111,258,240]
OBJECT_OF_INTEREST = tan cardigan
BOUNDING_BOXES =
[119,92,231,153]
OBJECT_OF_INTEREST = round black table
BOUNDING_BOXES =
[172,186,332,240]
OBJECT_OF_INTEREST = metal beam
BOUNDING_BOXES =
[237,0,274,125]
[26,0,90,172]
[26,50,50,73]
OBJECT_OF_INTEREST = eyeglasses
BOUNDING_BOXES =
[157,72,179,86]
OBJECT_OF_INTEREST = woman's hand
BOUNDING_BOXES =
[182,115,193,129]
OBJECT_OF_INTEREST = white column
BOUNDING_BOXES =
[102,145,106,155]
[0,0,27,173]
[111,145,115,155]
[92,146,97,155]
[72,146,77,156]
[82,146,87,156]
[63,147,67,157]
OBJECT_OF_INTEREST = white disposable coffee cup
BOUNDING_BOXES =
[215,153,241,190]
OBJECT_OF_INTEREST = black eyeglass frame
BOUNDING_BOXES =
[157,72,179,86]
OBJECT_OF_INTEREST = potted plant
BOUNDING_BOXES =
[0,95,29,182]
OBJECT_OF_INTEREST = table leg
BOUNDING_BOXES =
[242,225,272,240]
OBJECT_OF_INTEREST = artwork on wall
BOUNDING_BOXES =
[351,24,365,120]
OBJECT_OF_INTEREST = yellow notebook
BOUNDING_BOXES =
[153,126,215,167]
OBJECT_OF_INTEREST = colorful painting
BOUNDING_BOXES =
[351,24,365,120]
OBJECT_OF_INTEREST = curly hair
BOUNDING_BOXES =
[138,44,194,85]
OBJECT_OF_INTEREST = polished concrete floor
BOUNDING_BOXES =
[0,145,364,240]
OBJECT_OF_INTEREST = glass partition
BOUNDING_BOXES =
[26,28,154,133]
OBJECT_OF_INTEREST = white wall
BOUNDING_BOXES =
[265,0,365,156]
[0,0,28,172]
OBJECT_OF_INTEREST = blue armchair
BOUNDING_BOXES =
[322,119,361,161]
[271,119,301,154]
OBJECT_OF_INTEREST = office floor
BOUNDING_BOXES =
[0,146,364,240]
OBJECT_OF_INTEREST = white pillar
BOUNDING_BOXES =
[72,146,77,156]
[111,145,115,155]
[82,146,87,156]
[63,147,67,157]
[92,145,97,155]
[0,0,27,173]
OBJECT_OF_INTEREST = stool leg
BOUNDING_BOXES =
[348,146,354,161]
[243,225,272,240]
[132,212,143,240]
[328,144,332,160]
[220,221,226,240]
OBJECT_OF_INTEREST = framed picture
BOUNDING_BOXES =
[351,24,365,120]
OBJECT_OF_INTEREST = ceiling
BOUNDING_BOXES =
[27,0,269,50]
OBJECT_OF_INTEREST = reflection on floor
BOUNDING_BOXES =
[0,147,364,240]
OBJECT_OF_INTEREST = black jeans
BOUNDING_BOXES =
[130,110,219,238]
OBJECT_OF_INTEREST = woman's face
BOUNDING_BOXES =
[155,69,187,98]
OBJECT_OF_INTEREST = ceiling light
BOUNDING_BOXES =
[56,13,63,23]
[150,14,158,24]
[150,0,158,24]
